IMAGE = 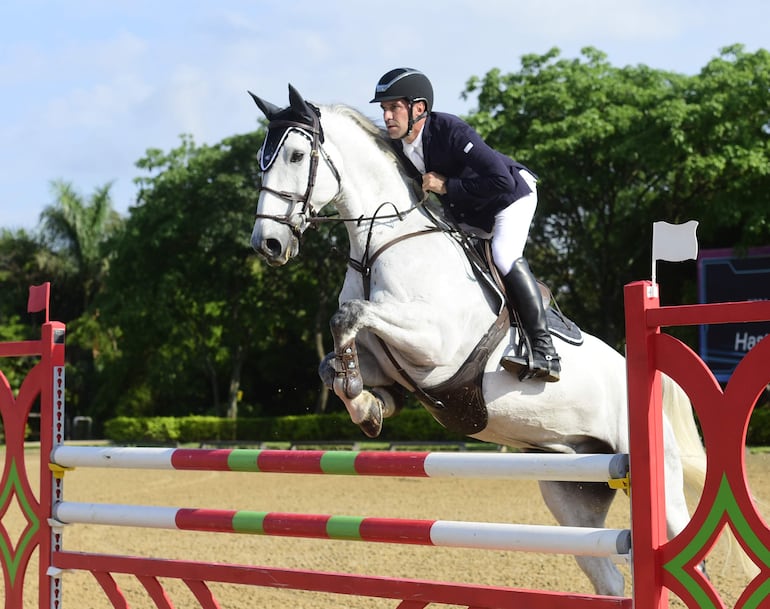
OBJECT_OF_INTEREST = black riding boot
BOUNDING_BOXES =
[499,257,561,382]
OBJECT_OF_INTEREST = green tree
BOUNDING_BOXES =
[36,180,124,415]
[673,45,770,246]
[39,180,123,314]
[463,45,770,347]
[0,228,50,327]
[94,132,345,422]
[0,228,53,390]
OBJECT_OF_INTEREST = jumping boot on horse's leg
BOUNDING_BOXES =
[499,257,561,382]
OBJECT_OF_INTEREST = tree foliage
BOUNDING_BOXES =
[93,132,347,423]
[0,182,122,411]
[464,45,770,346]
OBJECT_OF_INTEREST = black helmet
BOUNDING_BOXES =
[370,68,433,112]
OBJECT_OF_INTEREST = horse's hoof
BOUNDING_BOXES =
[318,353,337,389]
[358,401,383,438]
[698,559,709,581]
[359,417,382,438]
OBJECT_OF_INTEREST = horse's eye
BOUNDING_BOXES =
[290,151,304,163]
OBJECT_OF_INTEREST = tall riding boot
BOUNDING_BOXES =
[499,257,561,382]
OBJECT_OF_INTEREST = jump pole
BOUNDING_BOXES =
[52,501,632,557]
[50,445,630,482]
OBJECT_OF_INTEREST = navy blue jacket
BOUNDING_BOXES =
[392,111,534,233]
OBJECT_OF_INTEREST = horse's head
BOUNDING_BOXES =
[248,85,342,266]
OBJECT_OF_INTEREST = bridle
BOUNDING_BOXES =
[255,118,343,240]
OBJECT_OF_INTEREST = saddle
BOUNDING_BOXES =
[416,234,583,435]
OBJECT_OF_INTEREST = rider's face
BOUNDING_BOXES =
[381,99,425,142]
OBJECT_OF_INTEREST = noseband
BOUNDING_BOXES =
[256,118,342,239]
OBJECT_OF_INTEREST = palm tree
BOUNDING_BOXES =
[38,181,125,423]
[39,180,123,311]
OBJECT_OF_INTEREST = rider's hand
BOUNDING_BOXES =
[422,172,447,195]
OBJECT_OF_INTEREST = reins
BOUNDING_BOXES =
[343,194,437,281]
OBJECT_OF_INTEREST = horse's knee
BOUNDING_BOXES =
[330,300,365,339]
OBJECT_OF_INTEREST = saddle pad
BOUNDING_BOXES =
[546,308,583,345]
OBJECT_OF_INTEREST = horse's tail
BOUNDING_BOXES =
[661,373,706,499]
[661,373,757,578]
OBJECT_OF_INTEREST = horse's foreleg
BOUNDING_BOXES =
[327,298,445,438]
[330,299,449,367]
[318,344,403,439]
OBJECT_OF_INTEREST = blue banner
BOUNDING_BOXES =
[698,248,770,382]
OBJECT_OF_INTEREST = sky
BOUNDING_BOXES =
[1,0,768,231]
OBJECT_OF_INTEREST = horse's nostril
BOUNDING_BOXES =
[265,238,282,257]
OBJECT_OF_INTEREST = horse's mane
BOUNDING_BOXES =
[322,104,422,199]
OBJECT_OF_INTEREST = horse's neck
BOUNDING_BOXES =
[328,119,425,261]
[344,193,426,257]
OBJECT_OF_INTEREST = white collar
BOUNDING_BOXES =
[402,128,424,153]
[402,129,425,173]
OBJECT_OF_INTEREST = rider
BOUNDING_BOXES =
[370,67,560,382]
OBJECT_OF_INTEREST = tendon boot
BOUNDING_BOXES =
[499,257,561,382]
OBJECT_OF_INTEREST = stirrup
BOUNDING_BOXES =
[501,354,561,383]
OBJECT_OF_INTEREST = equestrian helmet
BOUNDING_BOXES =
[370,68,433,112]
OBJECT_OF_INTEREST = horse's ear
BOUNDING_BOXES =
[247,91,281,120]
[288,84,322,130]
[287,84,307,113]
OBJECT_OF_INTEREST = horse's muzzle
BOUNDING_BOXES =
[251,230,299,267]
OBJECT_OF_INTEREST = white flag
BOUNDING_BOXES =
[651,220,699,286]
[652,220,699,263]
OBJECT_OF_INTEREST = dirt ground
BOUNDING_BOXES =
[4,449,770,609]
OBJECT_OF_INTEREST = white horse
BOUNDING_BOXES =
[248,85,707,596]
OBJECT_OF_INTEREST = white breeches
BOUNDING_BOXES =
[492,170,538,275]
[458,169,538,275]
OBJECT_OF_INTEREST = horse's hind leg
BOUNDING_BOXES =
[538,480,625,597]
